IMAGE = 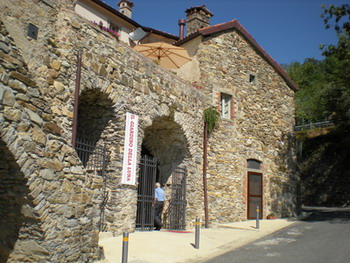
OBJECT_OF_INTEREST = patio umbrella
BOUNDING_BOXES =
[134,42,191,69]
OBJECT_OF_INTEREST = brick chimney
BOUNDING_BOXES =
[185,5,214,36]
[117,0,134,18]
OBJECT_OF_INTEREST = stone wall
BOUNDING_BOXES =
[1,1,206,261]
[49,10,206,233]
[0,0,298,261]
[190,30,299,221]
[0,139,47,262]
[0,17,102,261]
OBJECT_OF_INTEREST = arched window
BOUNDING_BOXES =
[247,159,261,170]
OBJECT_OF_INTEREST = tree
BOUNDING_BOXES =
[297,5,350,207]
[286,59,328,124]
[288,5,350,126]
[320,4,350,126]
[320,4,350,53]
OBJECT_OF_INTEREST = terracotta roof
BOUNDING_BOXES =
[89,0,179,40]
[175,20,298,91]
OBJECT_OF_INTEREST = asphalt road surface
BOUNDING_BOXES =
[205,207,350,263]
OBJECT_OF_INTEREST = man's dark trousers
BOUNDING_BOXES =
[154,201,164,230]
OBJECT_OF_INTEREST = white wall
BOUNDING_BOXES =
[75,1,109,26]
[75,0,134,44]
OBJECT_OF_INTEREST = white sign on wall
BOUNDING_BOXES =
[121,112,139,185]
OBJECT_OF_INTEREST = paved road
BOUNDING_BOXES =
[205,207,350,263]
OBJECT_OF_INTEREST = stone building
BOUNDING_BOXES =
[0,0,298,262]
[175,17,299,221]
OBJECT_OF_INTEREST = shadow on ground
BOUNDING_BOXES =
[301,206,350,224]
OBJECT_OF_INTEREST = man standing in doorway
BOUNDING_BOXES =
[154,182,166,230]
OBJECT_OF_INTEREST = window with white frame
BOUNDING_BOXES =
[109,22,120,33]
[220,93,231,119]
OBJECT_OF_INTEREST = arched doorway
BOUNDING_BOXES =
[75,89,115,231]
[136,116,190,230]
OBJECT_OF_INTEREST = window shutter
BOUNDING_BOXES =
[217,92,221,112]
[230,96,235,120]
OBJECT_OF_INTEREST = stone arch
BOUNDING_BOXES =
[141,115,190,185]
[77,88,115,145]
[0,139,46,262]
[76,88,120,231]
[247,158,262,170]
[75,88,117,170]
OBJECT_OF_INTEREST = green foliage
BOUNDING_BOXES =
[320,4,350,58]
[320,4,350,127]
[296,5,350,207]
[203,107,220,135]
[320,4,350,37]
[287,4,350,127]
[321,73,350,125]
[286,59,328,124]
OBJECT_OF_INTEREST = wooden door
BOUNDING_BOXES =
[248,172,263,219]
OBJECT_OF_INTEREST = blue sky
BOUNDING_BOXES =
[103,0,347,65]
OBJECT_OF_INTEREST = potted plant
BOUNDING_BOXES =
[267,213,277,219]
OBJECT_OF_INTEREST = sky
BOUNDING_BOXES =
[103,0,348,65]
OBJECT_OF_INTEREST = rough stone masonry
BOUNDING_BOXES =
[0,0,298,262]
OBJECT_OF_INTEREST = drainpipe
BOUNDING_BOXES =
[72,49,82,148]
[203,122,209,228]
[178,19,186,40]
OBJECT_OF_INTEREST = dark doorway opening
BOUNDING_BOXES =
[75,89,114,231]
[135,154,157,230]
[136,116,190,230]
[164,166,187,230]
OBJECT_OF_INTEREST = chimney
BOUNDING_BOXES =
[117,0,134,18]
[185,5,214,36]
[178,19,186,40]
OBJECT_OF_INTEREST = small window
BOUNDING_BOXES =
[247,159,261,170]
[109,22,120,33]
[27,23,38,40]
[220,93,231,119]
[249,74,256,84]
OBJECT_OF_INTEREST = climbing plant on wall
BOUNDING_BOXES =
[203,107,220,134]
[202,106,220,228]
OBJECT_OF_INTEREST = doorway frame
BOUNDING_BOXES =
[135,155,157,231]
[247,171,263,219]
